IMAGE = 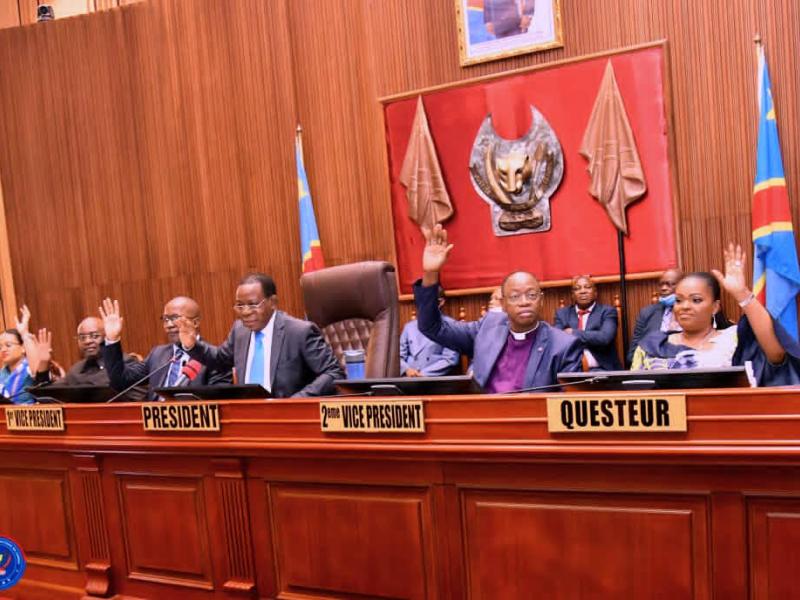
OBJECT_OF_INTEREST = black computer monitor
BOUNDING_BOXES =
[153,384,270,401]
[334,375,483,396]
[557,367,750,391]
[31,385,119,404]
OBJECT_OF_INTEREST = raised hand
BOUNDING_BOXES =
[711,243,751,303]
[422,224,454,277]
[15,305,31,336]
[99,298,123,342]
[176,316,198,350]
[32,328,53,373]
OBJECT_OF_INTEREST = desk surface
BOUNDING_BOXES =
[1,389,799,599]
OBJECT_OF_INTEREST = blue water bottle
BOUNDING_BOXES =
[344,349,366,379]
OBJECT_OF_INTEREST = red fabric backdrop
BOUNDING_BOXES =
[384,46,677,294]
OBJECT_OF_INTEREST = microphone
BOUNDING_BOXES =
[4,379,53,404]
[172,359,202,387]
[505,375,609,395]
[106,356,176,403]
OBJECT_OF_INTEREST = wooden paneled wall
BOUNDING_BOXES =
[0,0,797,364]
[0,0,142,29]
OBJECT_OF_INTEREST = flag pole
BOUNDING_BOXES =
[617,230,630,364]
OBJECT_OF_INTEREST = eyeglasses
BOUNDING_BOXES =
[160,314,181,323]
[76,333,103,342]
[233,299,267,313]
[0,342,20,349]
[505,290,543,304]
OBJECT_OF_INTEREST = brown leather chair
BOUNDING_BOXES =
[300,261,400,378]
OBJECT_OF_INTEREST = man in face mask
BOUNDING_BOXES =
[627,269,683,364]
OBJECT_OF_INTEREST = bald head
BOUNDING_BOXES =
[658,269,683,298]
[162,296,201,343]
[77,316,105,358]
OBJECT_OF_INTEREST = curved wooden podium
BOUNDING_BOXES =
[1,389,800,599]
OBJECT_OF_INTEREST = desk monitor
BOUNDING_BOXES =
[557,367,750,392]
[31,385,119,404]
[153,384,270,401]
[334,375,483,396]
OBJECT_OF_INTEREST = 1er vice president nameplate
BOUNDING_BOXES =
[546,394,687,433]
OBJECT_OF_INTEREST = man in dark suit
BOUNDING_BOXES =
[414,225,582,392]
[554,275,622,371]
[100,296,230,400]
[177,273,343,398]
[627,269,683,364]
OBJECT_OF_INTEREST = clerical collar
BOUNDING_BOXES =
[509,322,540,340]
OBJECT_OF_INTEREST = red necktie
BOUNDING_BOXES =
[577,309,590,331]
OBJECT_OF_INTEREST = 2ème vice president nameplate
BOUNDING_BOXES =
[320,399,425,433]
[546,394,687,433]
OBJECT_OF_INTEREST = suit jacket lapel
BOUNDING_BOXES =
[269,311,285,387]
[234,323,250,382]
[523,324,548,388]
[152,344,172,387]
[479,316,508,382]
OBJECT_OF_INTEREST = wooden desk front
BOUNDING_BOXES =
[1,389,799,599]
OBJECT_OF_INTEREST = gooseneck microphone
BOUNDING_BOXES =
[106,356,176,403]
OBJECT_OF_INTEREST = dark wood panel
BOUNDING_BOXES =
[0,470,76,568]
[748,497,800,599]
[270,483,436,599]
[0,0,798,360]
[116,474,214,589]
[462,490,710,599]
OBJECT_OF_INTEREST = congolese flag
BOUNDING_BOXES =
[752,47,800,339]
[296,130,325,273]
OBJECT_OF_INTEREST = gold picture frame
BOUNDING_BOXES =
[455,0,564,67]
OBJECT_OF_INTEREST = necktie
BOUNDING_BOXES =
[577,309,590,331]
[166,347,183,386]
[247,331,265,385]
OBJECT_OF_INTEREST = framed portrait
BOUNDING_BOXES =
[455,0,564,67]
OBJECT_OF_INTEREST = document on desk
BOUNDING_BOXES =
[547,394,686,433]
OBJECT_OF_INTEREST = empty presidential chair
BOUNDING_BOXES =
[300,261,400,378]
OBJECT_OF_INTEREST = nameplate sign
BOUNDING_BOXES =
[546,394,687,433]
[5,406,65,431]
[320,400,425,433]
[142,403,220,432]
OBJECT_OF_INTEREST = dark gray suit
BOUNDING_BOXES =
[104,340,230,401]
[186,311,343,398]
[628,303,672,364]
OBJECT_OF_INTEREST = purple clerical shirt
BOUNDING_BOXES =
[485,326,539,393]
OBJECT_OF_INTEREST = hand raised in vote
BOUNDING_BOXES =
[422,224,454,280]
[99,298,123,342]
[176,316,198,351]
[15,304,31,336]
[31,328,53,373]
[711,243,751,303]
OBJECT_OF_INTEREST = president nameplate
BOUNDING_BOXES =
[6,406,65,431]
[320,400,425,433]
[546,394,687,433]
[142,402,220,432]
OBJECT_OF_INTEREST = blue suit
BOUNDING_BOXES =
[554,303,622,371]
[414,282,583,390]
[400,319,460,376]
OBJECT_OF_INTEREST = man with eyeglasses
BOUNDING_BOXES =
[413,225,582,392]
[177,272,343,397]
[100,296,230,400]
[56,317,143,394]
